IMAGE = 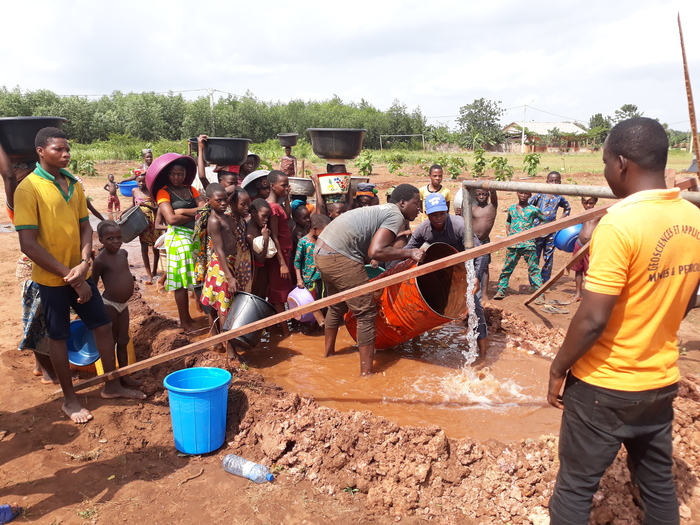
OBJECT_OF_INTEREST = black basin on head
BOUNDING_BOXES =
[203,137,252,165]
[0,116,68,161]
[277,133,299,147]
[307,128,366,160]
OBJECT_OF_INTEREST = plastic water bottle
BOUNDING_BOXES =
[222,454,275,483]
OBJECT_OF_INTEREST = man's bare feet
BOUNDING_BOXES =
[32,367,43,377]
[101,383,147,400]
[573,295,582,302]
[41,376,60,385]
[63,399,94,424]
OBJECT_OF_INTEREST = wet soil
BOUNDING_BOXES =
[0,162,698,524]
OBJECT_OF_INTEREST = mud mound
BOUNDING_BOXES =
[222,372,700,523]
[486,306,566,358]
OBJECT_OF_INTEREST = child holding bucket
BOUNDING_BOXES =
[121,174,159,284]
[201,184,252,360]
[246,199,274,299]
[265,170,294,333]
[92,221,142,385]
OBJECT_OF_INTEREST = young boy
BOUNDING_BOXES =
[571,196,600,302]
[200,184,250,360]
[494,191,546,300]
[14,127,145,423]
[103,173,120,219]
[528,171,571,285]
[419,164,451,213]
[470,188,498,298]
[92,221,141,385]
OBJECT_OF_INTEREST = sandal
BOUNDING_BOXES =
[493,290,505,300]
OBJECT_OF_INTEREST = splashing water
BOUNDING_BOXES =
[439,367,532,408]
[462,258,479,365]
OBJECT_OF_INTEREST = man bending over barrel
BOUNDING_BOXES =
[314,184,423,376]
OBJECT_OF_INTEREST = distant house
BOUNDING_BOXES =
[502,121,588,153]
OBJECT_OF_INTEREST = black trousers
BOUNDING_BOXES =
[549,374,679,525]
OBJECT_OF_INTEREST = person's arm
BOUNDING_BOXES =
[103,183,110,192]
[91,255,104,288]
[561,196,572,217]
[86,198,105,221]
[159,201,194,226]
[547,291,618,408]
[197,135,209,191]
[293,243,305,288]
[209,216,237,292]
[490,189,498,209]
[368,228,423,262]
[310,173,326,216]
[0,143,17,211]
[505,213,512,236]
[268,210,290,279]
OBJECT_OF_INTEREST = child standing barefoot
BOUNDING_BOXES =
[92,221,142,386]
[571,196,600,301]
[494,191,546,300]
[294,214,330,326]
[103,174,120,220]
[246,199,273,299]
[200,185,252,360]
[265,170,294,333]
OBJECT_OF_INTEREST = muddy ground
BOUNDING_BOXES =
[0,160,699,524]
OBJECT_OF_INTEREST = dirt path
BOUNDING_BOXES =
[0,162,698,524]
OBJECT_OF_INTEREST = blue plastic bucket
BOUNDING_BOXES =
[163,367,232,454]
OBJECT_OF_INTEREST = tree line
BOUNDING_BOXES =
[0,87,426,149]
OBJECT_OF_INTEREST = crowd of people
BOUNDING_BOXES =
[2,118,700,524]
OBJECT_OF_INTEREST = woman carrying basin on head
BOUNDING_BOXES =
[148,153,204,332]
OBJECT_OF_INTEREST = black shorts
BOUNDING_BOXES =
[38,279,112,340]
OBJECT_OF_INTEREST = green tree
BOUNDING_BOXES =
[587,113,611,146]
[457,98,504,148]
[613,104,643,123]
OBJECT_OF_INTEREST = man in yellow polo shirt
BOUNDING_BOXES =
[547,118,700,524]
[14,127,144,425]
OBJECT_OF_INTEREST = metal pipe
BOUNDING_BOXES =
[462,187,474,249]
[460,179,700,205]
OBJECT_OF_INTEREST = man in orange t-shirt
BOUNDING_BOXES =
[547,118,700,525]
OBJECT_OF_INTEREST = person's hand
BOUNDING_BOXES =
[297,280,305,289]
[227,275,238,293]
[472,277,480,295]
[280,264,290,280]
[73,280,92,304]
[198,134,208,149]
[370,259,379,269]
[409,249,425,262]
[547,370,566,410]
[262,225,270,239]
[64,260,90,286]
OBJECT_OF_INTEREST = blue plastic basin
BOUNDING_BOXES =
[118,180,138,197]
[554,223,583,252]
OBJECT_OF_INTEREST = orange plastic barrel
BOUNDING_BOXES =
[344,243,467,349]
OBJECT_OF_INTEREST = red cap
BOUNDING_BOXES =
[214,165,240,174]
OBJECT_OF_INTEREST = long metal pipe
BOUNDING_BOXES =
[460,179,700,205]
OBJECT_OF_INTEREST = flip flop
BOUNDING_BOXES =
[542,305,570,315]
[548,299,572,306]
[0,504,23,524]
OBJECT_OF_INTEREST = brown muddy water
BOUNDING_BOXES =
[125,237,561,443]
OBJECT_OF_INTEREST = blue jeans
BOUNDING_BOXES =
[549,375,679,525]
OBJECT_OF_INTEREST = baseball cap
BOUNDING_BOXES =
[425,193,448,214]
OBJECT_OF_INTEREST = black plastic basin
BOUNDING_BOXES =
[307,128,366,160]
[203,137,252,165]
[0,116,68,161]
[277,133,299,147]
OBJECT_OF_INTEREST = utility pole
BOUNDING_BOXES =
[208,88,215,135]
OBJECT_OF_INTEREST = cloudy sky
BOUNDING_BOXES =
[2,0,699,131]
